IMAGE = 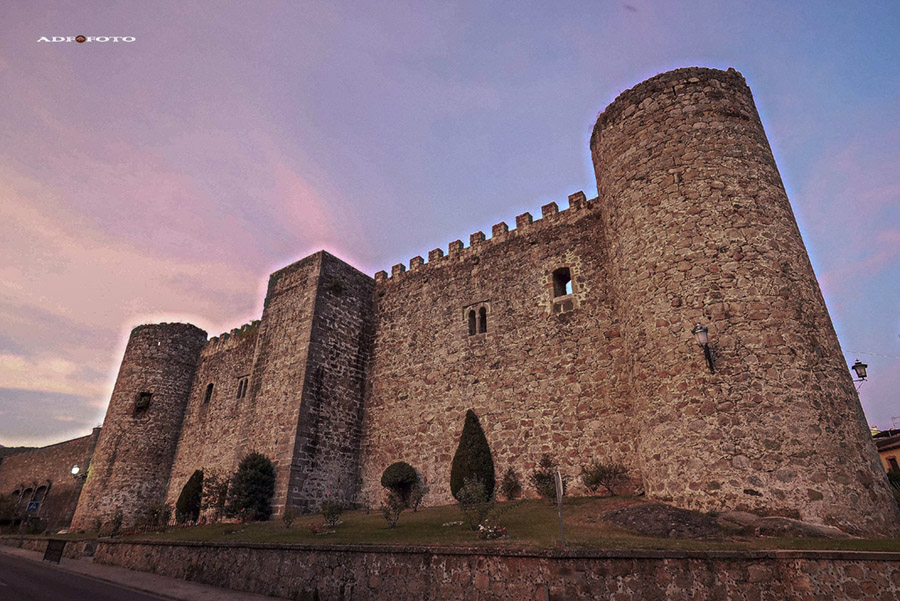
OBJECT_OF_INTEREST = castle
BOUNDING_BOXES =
[3,67,898,537]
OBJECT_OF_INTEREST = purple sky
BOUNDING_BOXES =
[2,2,899,446]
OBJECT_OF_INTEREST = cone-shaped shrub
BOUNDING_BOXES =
[175,469,203,523]
[226,452,275,521]
[450,409,495,500]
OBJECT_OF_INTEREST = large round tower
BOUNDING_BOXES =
[590,67,898,535]
[71,323,207,530]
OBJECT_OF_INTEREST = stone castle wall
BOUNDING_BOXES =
[165,322,260,510]
[0,431,98,531]
[287,253,373,510]
[589,67,898,534]
[358,196,634,507]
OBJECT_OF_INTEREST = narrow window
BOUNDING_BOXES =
[468,310,476,336]
[203,383,214,404]
[478,307,487,333]
[236,379,243,399]
[552,267,572,297]
[134,392,152,416]
[33,485,48,503]
[889,457,900,473]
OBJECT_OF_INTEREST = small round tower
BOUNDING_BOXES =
[71,323,207,530]
[590,67,898,535]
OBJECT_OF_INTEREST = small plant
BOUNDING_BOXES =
[201,471,230,523]
[320,496,343,527]
[110,507,124,537]
[175,469,203,524]
[456,477,493,531]
[381,461,418,507]
[226,452,276,521]
[282,507,298,528]
[137,501,172,532]
[380,490,405,528]
[580,460,629,496]
[450,409,495,500]
[529,454,567,502]
[499,467,522,500]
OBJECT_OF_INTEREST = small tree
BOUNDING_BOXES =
[137,501,172,532]
[581,460,629,496]
[320,496,343,527]
[499,467,522,500]
[529,454,567,501]
[226,453,275,521]
[381,462,418,507]
[201,471,229,523]
[175,470,204,524]
[450,410,495,500]
[380,490,405,528]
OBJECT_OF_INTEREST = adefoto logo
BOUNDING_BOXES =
[37,35,136,43]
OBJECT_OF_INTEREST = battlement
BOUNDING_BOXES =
[592,66,748,141]
[204,320,261,354]
[374,191,592,283]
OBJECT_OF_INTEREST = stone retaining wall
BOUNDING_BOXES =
[91,539,900,600]
[0,536,97,559]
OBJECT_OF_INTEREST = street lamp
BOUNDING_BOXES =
[71,465,86,481]
[691,323,715,374]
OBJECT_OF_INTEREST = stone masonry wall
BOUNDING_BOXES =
[0,431,98,531]
[590,67,899,535]
[92,540,900,601]
[359,196,633,507]
[165,323,260,511]
[238,253,324,517]
[70,323,207,530]
[288,252,374,511]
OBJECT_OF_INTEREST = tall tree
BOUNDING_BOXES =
[450,409,495,500]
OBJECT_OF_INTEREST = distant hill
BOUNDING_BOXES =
[0,446,36,458]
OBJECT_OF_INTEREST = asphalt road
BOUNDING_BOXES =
[0,552,169,601]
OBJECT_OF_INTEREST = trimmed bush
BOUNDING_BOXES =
[581,460,629,496]
[499,467,522,500]
[381,461,418,506]
[175,469,203,524]
[450,409,495,500]
[529,453,567,501]
[226,452,275,521]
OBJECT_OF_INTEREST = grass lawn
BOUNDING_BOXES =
[111,496,900,553]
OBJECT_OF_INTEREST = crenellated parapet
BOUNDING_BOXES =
[204,320,261,354]
[374,191,592,284]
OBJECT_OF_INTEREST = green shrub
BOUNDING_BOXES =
[282,507,298,528]
[110,507,124,536]
[380,491,405,528]
[499,467,522,500]
[529,454,567,502]
[450,409,495,500]
[137,501,172,532]
[456,477,492,531]
[580,460,629,496]
[321,497,343,527]
[226,452,276,521]
[175,469,204,524]
[201,471,229,523]
[381,461,418,506]
[0,494,17,525]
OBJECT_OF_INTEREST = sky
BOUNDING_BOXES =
[1,1,898,446]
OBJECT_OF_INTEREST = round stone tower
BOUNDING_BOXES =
[71,323,207,530]
[590,67,899,535]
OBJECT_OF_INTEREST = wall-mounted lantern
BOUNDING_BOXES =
[71,465,87,481]
[851,360,868,382]
[691,323,715,374]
